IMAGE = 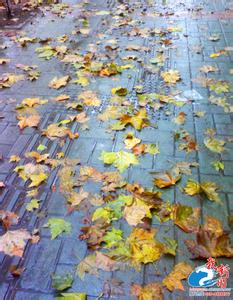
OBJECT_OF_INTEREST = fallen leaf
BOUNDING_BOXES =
[131,282,163,300]
[20,98,48,108]
[212,160,224,172]
[0,211,19,230]
[52,273,73,291]
[128,228,165,268]
[44,218,71,239]
[119,109,149,130]
[200,65,218,73]
[57,293,86,300]
[161,70,180,84]
[78,91,101,106]
[162,262,192,291]
[185,216,233,258]
[68,188,89,207]
[152,167,181,188]
[111,87,128,96]
[183,179,221,203]
[173,112,186,125]
[79,219,109,250]
[76,255,98,280]
[54,94,70,102]
[17,114,40,129]
[204,137,225,153]
[49,76,70,89]
[26,199,40,212]
[0,73,24,88]
[9,155,20,162]
[173,204,200,233]
[43,124,79,140]
[100,151,139,173]
[124,132,141,149]
[0,229,31,257]
[96,251,118,271]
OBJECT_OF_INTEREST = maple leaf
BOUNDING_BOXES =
[0,229,31,257]
[20,98,48,108]
[111,87,128,96]
[49,76,70,89]
[161,70,180,84]
[95,251,118,271]
[200,65,218,73]
[200,181,221,203]
[26,199,40,212]
[131,282,163,300]
[44,218,71,239]
[185,216,233,258]
[103,228,123,248]
[0,210,19,230]
[173,204,200,233]
[68,188,89,207]
[14,163,49,188]
[17,114,40,129]
[119,109,149,130]
[54,94,70,102]
[128,228,165,268]
[43,124,79,140]
[9,155,21,162]
[35,45,57,60]
[124,132,141,149]
[92,195,132,223]
[162,262,192,291]
[183,179,221,203]
[52,273,73,291]
[204,137,225,153]
[73,71,89,87]
[76,254,99,280]
[79,219,109,250]
[29,172,48,188]
[183,179,201,196]
[57,293,86,300]
[0,73,24,88]
[74,112,90,123]
[175,161,199,175]
[100,151,139,173]
[212,160,224,172]
[25,151,49,163]
[78,91,101,106]
[123,198,152,226]
[173,112,186,125]
[152,167,181,188]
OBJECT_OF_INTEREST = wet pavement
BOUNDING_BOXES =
[0,0,233,299]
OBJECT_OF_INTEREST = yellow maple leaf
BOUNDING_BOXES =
[163,262,192,291]
[48,75,70,89]
[161,70,181,84]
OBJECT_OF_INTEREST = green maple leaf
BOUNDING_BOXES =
[52,273,73,291]
[100,150,139,173]
[44,218,71,239]
[57,293,86,300]
[204,137,225,153]
[92,195,133,223]
[26,199,40,211]
[211,160,224,172]
[92,207,113,223]
[103,228,123,248]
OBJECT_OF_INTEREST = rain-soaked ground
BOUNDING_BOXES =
[0,0,233,299]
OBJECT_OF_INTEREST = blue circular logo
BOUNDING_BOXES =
[188,264,219,287]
